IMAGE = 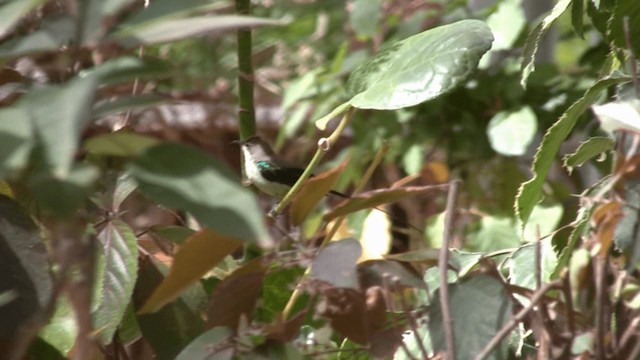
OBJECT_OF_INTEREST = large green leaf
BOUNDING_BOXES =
[345,19,493,110]
[21,74,98,176]
[29,163,100,216]
[0,195,52,348]
[128,143,270,246]
[39,295,76,356]
[427,274,512,360]
[175,327,233,360]
[515,77,630,227]
[507,239,557,292]
[0,17,75,60]
[93,219,139,345]
[82,56,174,85]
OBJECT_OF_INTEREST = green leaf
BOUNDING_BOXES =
[82,56,174,85]
[346,19,493,110]
[93,219,139,344]
[116,0,219,28]
[84,131,160,157]
[128,143,270,245]
[507,239,557,291]
[21,74,98,176]
[485,0,527,51]
[139,229,243,314]
[0,195,52,342]
[520,0,571,88]
[608,0,640,58]
[112,15,285,47]
[0,0,49,38]
[427,274,512,360]
[487,106,537,156]
[39,295,77,356]
[134,258,205,360]
[563,136,614,171]
[552,206,590,278]
[0,106,33,177]
[29,163,100,217]
[349,0,382,38]
[571,0,585,37]
[0,17,75,60]
[81,0,136,43]
[148,225,196,244]
[175,327,234,360]
[467,215,520,252]
[93,94,167,118]
[515,76,630,227]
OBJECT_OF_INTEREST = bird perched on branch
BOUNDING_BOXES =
[234,136,346,198]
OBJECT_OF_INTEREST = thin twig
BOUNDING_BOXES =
[394,277,430,360]
[619,316,640,351]
[594,256,607,360]
[535,226,542,290]
[439,180,458,360]
[235,0,256,139]
[474,280,562,360]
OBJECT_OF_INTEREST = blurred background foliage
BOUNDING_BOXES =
[1,0,639,358]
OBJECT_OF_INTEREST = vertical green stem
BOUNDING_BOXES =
[236,0,256,139]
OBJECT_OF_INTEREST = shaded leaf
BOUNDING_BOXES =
[608,0,640,58]
[207,258,265,330]
[84,131,160,157]
[358,260,426,290]
[290,159,347,226]
[148,225,196,245]
[515,77,630,227]
[563,136,615,171]
[261,266,305,323]
[134,257,205,360]
[21,74,98,176]
[93,94,167,118]
[38,295,76,356]
[128,143,270,246]
[311,238,362,289]
[82,56,174,85]
[93,219,139,344]
[0,17,75,59]
[0,195,52,347]
[0,105,32,177]
[427,274,512,360]
[520,0,571,87]
[349,0,382,38]
[324,185,444,222]
[0,0,49,38]
[81,0,136,43]
[139,229,243,314]
[507,239,557,292]
[346,20,493,110]
[176,327,234,360]
[112,16,285,47]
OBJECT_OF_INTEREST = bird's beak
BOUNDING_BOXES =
[231,139,244,145]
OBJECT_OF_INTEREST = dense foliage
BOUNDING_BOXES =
[1,0,640,359]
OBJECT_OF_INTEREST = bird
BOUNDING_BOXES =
[234,136,347,198]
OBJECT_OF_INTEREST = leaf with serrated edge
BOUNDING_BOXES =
[520,0,571,87]
[563,136,614,171]
[93,219,139,344]
[515,77,630,228]
[139,229,243,314]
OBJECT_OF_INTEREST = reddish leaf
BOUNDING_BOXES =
[138,229,243,314]
[290,159,348,226]
[592,202,623,257]
[323,185,445,222]
[207,258,266,331]
[320,287,368,344]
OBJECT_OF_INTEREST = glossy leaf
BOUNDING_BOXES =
[139,229,243,314]
[563,136,615,171]
[128,143,270,245]
[175,327,234,360]
[93,219,139,344]
[427,274,512,359]
[516,77,630,227]
[112,16,285,47]
[84,131,160,157]
[520,0,571,87]
[323,185,444,222]
[290,159,347,226]
[0,195,52,345]
[346,20,493,110]
[311,238,361,289]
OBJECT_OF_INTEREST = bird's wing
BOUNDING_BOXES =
[260,165,304,187]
